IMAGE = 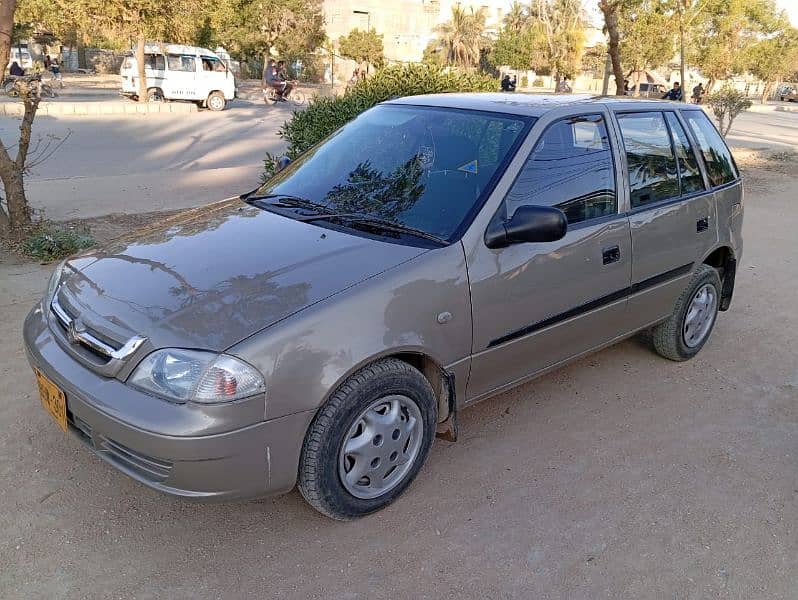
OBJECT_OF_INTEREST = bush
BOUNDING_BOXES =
[533,77,544,87]
[263,63,498,179]
[21,222,95,261]
[706,86,752,138]
[520,75,528,88]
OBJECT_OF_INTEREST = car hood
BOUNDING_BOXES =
[56,199,427,351]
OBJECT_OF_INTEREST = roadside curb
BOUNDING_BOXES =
[0,100,198,116]
[747,103,798,114]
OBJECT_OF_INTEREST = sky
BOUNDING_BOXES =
[776,0,798,25]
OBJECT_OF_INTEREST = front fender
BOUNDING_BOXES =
[230,243,473,421]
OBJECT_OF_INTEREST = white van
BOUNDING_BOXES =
[120,44,236,111]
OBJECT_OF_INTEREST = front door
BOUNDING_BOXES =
[466,111,632,402]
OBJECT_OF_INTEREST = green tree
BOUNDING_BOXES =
[435,5,487,69]
[503,1,530,32]
[212,0,324,64]
[533,0,587,81]
[691,0,774,91]
[706,85,752,135]
[581,42,607,76]
[421,40,445,66]
[0,0,47,236]
[619,0,674,78]
[746,26,798,103]
[492,25,544,70]
[338,28,384,70]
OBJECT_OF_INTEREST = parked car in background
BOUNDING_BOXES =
[778,85,797,102]
[629,82,666,98]
[120,43,236,111]
[25,94,743,520]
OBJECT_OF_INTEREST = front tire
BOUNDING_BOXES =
[652,264,721,361]
[206,90,226,111]
[298,359,437,520]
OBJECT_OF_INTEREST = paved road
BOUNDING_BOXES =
[0,100,289,221]
[0,103,795,222]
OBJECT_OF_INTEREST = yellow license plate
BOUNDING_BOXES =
[34,369,67,433]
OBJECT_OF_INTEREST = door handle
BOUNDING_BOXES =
[696,217,709,232]
[602,245,621,265]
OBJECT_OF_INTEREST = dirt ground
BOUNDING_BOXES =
[1,152,797,599]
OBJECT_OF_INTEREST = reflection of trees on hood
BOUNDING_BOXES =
[324,157,425,222]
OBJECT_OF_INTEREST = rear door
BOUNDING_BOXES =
[465,109,632,402]
[680,109,743,263]
[612,109,718,330]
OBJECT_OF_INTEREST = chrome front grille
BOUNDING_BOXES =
[50,295,147,377]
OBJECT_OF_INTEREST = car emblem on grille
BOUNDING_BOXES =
[66,319,85,345]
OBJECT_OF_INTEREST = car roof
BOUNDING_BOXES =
[139,43,219,57]
[385,93,704,117]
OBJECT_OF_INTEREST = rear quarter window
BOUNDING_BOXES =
[682,111,738,187]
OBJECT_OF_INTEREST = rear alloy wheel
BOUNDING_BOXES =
[207,91,226,111]
[298,359,436,520]
[652,264,721,361]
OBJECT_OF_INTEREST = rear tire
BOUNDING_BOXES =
[147,87,163,102]
[298,359,437,520]
[207,90,226,111]
[263,88,277,106]
[652,264,721,361]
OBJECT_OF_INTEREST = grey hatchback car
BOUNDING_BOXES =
[24,94,743,520]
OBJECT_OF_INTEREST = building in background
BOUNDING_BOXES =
[323,0,509,65]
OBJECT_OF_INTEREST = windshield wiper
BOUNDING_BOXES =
[297,212,446,245]
[243,193,334,215]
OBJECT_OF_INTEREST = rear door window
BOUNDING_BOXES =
[504,113,617,225]
[617,111,679,208]
[145,54,165,70]
[664,112,705,195]
[682,111,738,187]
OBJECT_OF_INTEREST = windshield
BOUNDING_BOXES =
[255,104,531,242]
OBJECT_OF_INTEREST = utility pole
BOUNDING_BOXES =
[353,10,371,74]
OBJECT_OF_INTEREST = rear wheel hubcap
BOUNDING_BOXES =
[683,283,717,348]
[338,395,423,500]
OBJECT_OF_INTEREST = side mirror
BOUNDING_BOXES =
[484,205,567,249]
[277,155,292,172]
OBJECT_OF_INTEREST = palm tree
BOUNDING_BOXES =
[436,5,487,69]
[503,1,529,33]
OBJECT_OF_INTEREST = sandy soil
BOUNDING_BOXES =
[0,155,796,599]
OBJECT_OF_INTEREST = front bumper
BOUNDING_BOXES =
[23,305,315,501]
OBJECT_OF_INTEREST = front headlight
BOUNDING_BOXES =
[128,348,266,404]
[44,260,67,306]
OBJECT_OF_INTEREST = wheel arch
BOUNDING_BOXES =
[700,245,737,311]
[316,348,458,440]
